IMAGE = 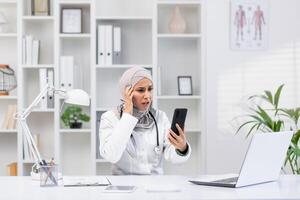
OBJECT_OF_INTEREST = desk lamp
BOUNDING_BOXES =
[15,84,90,184]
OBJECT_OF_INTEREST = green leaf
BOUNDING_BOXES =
[274,84,284,110]
[263,90,273,104]
[246,123,259,138]
[256,106,274,130]
[235,120,257,135]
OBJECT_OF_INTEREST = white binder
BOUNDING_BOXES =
[39,68,47,109]
[47,69,54,108]
[113,26,121,64]
[60,56,74,90]
[105,25,113,65]
[97,25,105,65]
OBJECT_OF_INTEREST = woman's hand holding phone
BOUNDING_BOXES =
[123,86,134,115]
[168,124,187,152]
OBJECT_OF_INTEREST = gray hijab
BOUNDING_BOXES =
[117,67,156,129]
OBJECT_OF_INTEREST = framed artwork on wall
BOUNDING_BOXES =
[230,0,269,50]
[177,76,193,95]
[61,8,82,33]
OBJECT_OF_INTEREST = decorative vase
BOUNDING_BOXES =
[168,6,186,34]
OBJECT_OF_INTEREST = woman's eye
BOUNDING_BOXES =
[148,87,153,91]
[137,89,145,92]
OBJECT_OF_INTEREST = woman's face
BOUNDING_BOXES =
[132,78,153,111]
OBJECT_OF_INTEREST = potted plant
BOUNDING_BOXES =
[236,84,300,174]
[61,105,90,129]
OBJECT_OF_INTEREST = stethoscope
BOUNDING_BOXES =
[120,109,161,155]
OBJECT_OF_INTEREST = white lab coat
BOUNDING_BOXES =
[99,110,191,175]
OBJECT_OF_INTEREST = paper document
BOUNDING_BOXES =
[63,176,111,187]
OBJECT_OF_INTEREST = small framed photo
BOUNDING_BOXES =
[177,76,193,95]
[61,8,82,33]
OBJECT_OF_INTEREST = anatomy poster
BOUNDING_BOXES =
[230,0,269,50]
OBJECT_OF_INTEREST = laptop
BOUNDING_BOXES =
[189,131,293,188]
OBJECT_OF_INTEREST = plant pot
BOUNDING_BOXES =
[70,122,82,129]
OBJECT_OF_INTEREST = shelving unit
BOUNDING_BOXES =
[0,0,18,176]
[0,0,206,176]
[155,0,204,175]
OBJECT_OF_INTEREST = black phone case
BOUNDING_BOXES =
[171,108,187,135]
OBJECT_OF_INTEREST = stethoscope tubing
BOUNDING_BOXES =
[120,109,160,154]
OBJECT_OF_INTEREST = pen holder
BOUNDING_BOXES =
[39,164,59,187]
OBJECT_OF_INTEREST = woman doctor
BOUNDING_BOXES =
[99,67,191,175]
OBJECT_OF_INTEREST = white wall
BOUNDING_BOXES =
[205,0,300,174]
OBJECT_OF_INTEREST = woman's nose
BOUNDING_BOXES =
[144,90,151,99]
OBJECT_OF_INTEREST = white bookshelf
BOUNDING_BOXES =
[22,16,55,20]
[0,33,17,37]
[0,96,18,100]
[22,64,55,69]
[0,129,17,133]
[60,129,91,133]
[0,0,18,176]
[59,33,91,38]
[0,0,206,176]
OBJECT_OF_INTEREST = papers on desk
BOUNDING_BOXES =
[63,176,111,187]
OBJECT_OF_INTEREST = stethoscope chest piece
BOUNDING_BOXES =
[154,146,161,155]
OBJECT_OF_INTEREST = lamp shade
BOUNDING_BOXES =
[64,89,90,106]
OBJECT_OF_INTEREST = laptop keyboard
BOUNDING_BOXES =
[212,177,238,184]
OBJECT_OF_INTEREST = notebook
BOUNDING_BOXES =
[63,176,111,187]
[189,131,293,188]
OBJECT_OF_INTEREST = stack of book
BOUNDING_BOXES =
[1,104,17,130]
[22,35,40,65]
[6,162,17,176]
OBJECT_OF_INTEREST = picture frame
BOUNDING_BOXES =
[32,0,50,16]
[61,8,82,33]
[230,0,269,50]
[177,76,193,95]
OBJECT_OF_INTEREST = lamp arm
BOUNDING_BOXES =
[21,84,54,119]
[18,119,42,164]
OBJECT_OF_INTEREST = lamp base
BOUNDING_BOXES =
[0,91,9,96]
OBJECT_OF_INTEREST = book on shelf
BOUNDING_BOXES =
[32,39,40,65]
[1,104,17,130]
[22,35,40,65]
[6,162,17,176]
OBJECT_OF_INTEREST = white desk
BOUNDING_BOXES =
[1,175,300,200]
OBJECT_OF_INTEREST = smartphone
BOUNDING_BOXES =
[170,108,188,135]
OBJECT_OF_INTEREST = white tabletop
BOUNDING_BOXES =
[1,175,300,200]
